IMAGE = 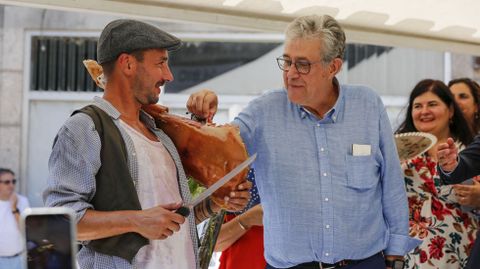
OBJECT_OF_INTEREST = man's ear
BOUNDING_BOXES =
[116,53,136,76]
[328,58,343,79]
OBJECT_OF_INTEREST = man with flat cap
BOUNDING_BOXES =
[44,19,251,269]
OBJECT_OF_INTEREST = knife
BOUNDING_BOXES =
[175,153,257,217]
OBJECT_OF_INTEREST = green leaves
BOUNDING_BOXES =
[188,177,206,198]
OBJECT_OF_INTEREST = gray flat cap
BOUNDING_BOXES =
[97,19,181,64]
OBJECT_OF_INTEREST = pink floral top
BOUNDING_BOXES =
[404,154,478,269]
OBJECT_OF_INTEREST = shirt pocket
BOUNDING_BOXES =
[345,155,380,190]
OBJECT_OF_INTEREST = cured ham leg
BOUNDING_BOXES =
[142,105,249,207]
[83,60,250,207]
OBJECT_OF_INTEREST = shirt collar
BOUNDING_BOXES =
[298,78,344,123]
[92,96,157,129]
[139,110,158,130]
[93,96,121,119]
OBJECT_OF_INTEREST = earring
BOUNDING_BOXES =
[475,112,479,120]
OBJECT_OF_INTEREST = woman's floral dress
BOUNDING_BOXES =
[404,154,478,269]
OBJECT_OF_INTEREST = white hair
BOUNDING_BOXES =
[285,15,346,63]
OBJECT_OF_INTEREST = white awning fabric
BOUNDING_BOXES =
[2,0,480,55]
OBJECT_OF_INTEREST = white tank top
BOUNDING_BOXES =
[120,121,195,269]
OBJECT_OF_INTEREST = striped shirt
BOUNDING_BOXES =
[43,97,199,269]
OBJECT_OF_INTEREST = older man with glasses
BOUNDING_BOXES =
[0,168,30,269]
[187,14,420,269]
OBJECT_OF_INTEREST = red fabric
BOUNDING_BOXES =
[218,214,266,269]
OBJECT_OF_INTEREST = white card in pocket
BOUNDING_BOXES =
[352,144,371,156]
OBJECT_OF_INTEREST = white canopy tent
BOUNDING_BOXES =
[1,0,480,55]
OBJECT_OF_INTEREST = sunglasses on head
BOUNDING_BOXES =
[0,179,16,185]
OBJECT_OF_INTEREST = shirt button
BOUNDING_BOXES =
[326,224,330,229]
[320,148,325,152]
[132,152,136,156]
[323,172,327,177]
[325,197,329,201]
[332,116,336,120]
[317,123,320,127]
[325,253,329,256]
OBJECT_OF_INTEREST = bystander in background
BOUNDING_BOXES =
[0,168,30,269]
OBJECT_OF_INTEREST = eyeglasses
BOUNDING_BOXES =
[0,179,16,185]
[276,57,323,74]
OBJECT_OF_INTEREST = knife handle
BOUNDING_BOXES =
[175,206,190,217]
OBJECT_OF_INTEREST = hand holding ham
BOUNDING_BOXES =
[221,180,252,212]
[437,137,458,172]
[186,89,218,123]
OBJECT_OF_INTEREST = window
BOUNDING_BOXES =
[29,36,281,93]
[30,36,99,92]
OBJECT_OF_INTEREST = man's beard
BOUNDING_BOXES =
[145,93,159,104]
[132,71,160,105]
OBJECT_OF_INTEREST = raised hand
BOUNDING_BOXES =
[186,89,218,123]
[10,192,18,211]
[437,137,458,172]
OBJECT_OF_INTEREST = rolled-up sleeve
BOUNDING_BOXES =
[43,113,101,223]
[385,234,420,255]
[378,106,421,255]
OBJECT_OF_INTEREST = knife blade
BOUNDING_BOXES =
[175,153,257,217]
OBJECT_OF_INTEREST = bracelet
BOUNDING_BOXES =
[237,215,248,231]
[12,208,19,214]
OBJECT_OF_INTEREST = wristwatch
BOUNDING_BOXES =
[385,259,405,269]
[12,208,20,214]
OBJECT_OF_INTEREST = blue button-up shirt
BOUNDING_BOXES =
[233,83,420,268]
